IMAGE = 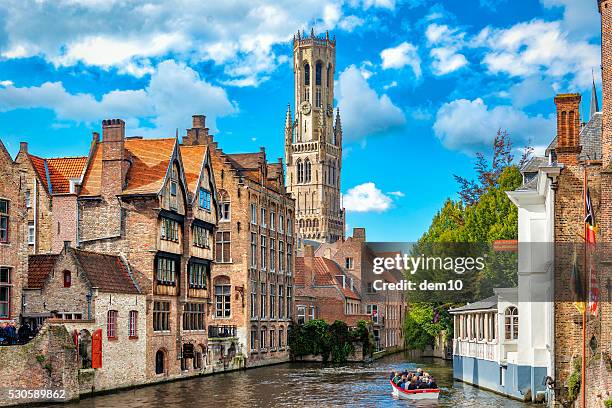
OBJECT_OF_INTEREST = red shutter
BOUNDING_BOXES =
[92,329,102,368]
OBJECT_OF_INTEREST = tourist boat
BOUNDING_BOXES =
[390,380,440,400]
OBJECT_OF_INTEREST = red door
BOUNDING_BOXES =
[92,329,102,368]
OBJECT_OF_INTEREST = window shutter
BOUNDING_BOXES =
[92,329,102,368]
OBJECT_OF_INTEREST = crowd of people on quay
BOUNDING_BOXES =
[390,368,438,390]
[0,321,36,345]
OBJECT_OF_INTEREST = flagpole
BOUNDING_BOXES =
[582,168,587,408]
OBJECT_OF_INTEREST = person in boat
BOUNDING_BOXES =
[409,377,421,390]
[415,368,423,377]
[392,373,403,385]
[426,377,438,389]
[390,371,396,380]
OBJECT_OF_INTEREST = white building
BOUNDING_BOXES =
[451,156,559,403]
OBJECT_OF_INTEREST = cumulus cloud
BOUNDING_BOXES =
[380,42,422,78]
[0,60,236,136]
[336,65,406,140]
[479,20,599,88]
[343,182,394,213]
[388,191,405,197]
[433,98,555,154]
[0,0,364,85]
[425,23,468,75]
[540,0,600,39]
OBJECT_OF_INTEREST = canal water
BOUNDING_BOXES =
[49,353,533,407]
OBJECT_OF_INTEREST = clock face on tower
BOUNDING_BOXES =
[326,104,333,117]
[300,101,311,115]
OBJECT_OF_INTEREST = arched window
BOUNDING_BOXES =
[304,159,311,183]
[315,61,323,86]
[155,349,165,374]
[297,159,304,184]
[327,64,332,87]
[304,63,310,86]
[504,307,518,340]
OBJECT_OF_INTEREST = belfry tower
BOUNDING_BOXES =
[285,29,344,243]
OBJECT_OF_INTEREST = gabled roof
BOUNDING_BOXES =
[27,249,140,294]
[80,138,177,196]
[27,254,60,289]
[26,154,87,194]
[296,256,361,300]
[72,249,140,294]
[449,295,498,313]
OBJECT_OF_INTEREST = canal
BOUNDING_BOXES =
[48,353,533,407]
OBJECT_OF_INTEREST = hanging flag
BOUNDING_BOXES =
[584,188,599,316]
[571,249,586,313]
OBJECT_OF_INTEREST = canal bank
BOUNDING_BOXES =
[41,352,535,408]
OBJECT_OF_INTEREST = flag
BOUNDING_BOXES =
[584,188,599,316]
[571,249,586,313]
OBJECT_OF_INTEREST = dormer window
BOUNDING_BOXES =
[69,179,80,194]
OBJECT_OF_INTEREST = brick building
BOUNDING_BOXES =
[22,243,146,393]
[13,142,87,254]
[0,141,28,323]
[76,119,220,380]
[294,245,368,327]
[182,115,295,367]
[544,2,612,404]
[316,228,406,351]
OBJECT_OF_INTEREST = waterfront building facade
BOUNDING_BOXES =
[285,30,344,244]
[77,119,219,379]
[182,115,295,367]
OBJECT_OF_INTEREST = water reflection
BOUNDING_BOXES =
[47,353,532,408]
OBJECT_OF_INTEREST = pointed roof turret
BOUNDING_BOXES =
[334,108,342,131]
[590,70,600,120]
[285,103,292,129]
[310,27,315,38]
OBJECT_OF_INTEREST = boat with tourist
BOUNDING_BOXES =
[389,368,440,400]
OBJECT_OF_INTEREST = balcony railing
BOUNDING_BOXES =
[453,338,498,362]
[208,325,237,339]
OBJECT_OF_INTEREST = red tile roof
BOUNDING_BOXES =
[72,249,140,294]
[27,250,140,294]
[296,256,361,300]
[80,138,176,196]
[27,254,59,288]
[27,154,87,194]
[179,144,207,195]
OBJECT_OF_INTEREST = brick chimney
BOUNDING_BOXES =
[303,244,315,285]
[554,94,582,163]
[101,119,127,197]
[19,142,28,154]
[183,114,211,146]
[600,0,612,164]
[352,227,366,242]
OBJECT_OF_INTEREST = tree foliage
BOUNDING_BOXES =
[404,130,527,349]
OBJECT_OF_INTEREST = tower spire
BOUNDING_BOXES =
[591,69,600,120]
[285,103,292,129]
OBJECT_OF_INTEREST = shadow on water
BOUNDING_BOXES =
[45,352,535,408]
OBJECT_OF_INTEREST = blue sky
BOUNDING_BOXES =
[0,0,602,241]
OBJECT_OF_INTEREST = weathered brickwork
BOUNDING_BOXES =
[0,142,28,322]
[183,115,295,365]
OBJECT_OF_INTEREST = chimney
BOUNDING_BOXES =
[19,142,28,154]
[63,240,71,250]
[352,227,366,242]
[183,114,211,146]
[553,94,582,163]
[101,119,127,196]
[303,244,315,285]
[600,0,612,164]
[192,115,206,129]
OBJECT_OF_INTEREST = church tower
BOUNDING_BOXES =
[285,29,344,243]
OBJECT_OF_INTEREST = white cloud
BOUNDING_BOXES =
[0,60,236,136]
[388,191,405,197]
[343,182,393,213]
[540,0,600,39]
[380,42,422,78]
[433,98,555,154]
[336,65,406,140]
[506,76,554,108]
[0,80,13,87]
[480,20,600,88]
[425,23,468,75]
[360,0,397,10]
[383,80,398,90]
[430,47,468,75]
[0,0,360,85]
